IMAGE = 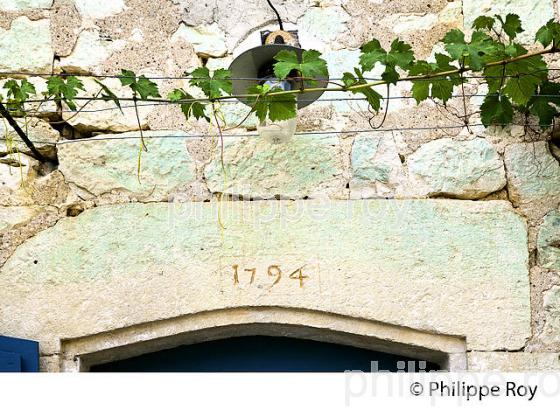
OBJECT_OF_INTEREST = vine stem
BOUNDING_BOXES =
[132,94,147,183]
[258,47,557,99]
[211,101,227,231]
[0,101,47,162]
[46,89,102,125]
[459,57,471,133]
[18,47,559,108]
[370,83,390,129]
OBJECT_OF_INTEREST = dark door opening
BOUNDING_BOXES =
[90,336,440,372]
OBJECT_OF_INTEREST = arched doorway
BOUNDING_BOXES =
[59,307,466,372]
[90,335,440,372]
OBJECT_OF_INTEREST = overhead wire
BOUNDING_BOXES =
[0,123,540,147]
[6,93,560,115]
[0,67,559,81]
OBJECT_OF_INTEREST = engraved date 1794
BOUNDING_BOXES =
[232,264,309,288]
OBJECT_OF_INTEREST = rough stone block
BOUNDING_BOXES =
[504,142,560,219]
[61,77,154,132]
[408,138,506,199]
[350,132,405,199]
[74,0,126,20]
[57,130,196,200]
[541,285,560,345]
[204,134,344,199]
[0,17,53,72]
[171,23,227,58]
[537,209,560,271]
[0,0,52,11]
[298,6,349,52]
[463,0,554,44]
[58,29,127,73]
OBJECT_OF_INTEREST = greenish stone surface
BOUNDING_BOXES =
[204,134,344,199]
[0,0,52,11]
[0,199,529,350]
[542,285,560,344]
[0,17,53,71]
[537,209,560,270]
[408,138,506,199]
[298,6,349,46]
[463,0,554,44]
[350,133,404,199]
[504,142,560,217]
[58,130,196,200]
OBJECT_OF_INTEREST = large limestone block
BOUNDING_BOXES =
[0,200,529,351]
[537,209,560,271]
[382,13,439,35]
[463,0,554,44]
[0,0,52,11]
[468,352,560,371]
[182,0,311,51]
[204,134,344,199]
[73,0,126,19]
[297,6,350,52]
[58,29,127,73]
[61,77,154,132]
[408,138,506,199]
[350,133,405,199]
[171,23,227,58]
[0,17,53,72]
[504,142,560,218]
[57,130,196,200]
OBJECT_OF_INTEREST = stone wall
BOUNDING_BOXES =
[1,0,560,372]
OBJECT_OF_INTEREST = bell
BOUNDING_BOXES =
[228,44,328,109]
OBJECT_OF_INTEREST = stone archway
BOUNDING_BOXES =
[59,307,466,372]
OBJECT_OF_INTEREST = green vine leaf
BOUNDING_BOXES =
[496,14,524,41]
[94,79,122,114]
[46,75,85,111]
[472,15,495,31]
[483,45,547,106]
[535,19,560,48]
[359,39,414,84]
[342,68,382,112]
[3,79,36,112]
[4,79,36,103]
[187,67,232,100]
[443,29,497,70]
[480,92,514,126]
[246,84,297,122]
[528,81,560,127]
[502,59,547,106]
[273,49,328,86]
[168,88,210,122]
[409,54,463,104]
[119,69,161,100]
